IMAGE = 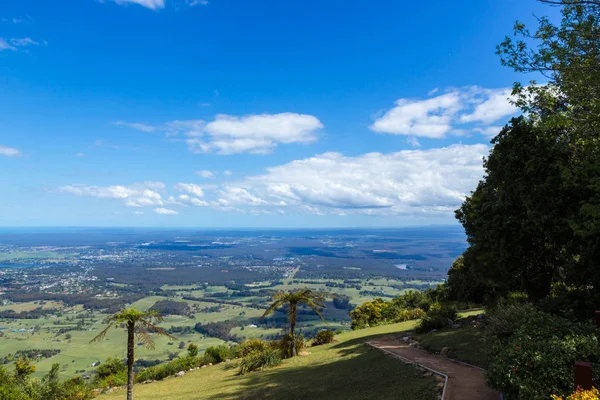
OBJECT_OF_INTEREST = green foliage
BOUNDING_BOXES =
[415,303,457,333]
[135,355,201,382]
[446,256,486,303]
[312,329,335,346]
[14,357,36,378]
[486,306,600,400]
[274,334,306,359]
[238,348,282,375]
[236,338,267,358]
[456,0,600,309]
[204,345,235,364]
[350,291,431,330]
[0,363,93,400]
[94,357,127,388]
[187,343,199,358]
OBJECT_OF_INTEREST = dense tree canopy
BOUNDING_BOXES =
[457,0,600,307]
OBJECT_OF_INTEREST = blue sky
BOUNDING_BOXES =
[0,0,557,227]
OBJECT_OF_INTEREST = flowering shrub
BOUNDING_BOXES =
[486,307,600,400]
[551,387,600,400]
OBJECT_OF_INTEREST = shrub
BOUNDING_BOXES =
[273,334,306,358]
[312,330,335,346]
[415,303,457,333]
[237,339,267,358]
[187,343,199,358]
[204,345,235,364]
[135,355,199,382]
[94,357,127,388]
[394,308,426,323]
[238,348,281,375]
[14,358,36,378]
[485,303,537,340]
[486,308,600,400]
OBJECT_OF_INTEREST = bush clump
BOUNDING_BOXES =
[415,303,457,333]
[94,357,127,388]
[237,339,267,358]
[204,345,236,364]
[312,330,335,346]
[486,305,600,400]
[238,348,282,375]
[273,334,306,358]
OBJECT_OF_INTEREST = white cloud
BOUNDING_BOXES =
[118,113,323,155]
[0,39,16,51]
[76,152,85,157]
[10,38,39,47]
[59,182,165,207]
[188,0,209,5]
[474,126,503,138]
[223,170,233,176]
[174,183,205,198]
[460,88,518,124]
[112,0,165,9]
[195,170,215,179]
[406,137,421,148]
[199,113,322,154]
[371,87,518,138]
[115,121,155,132]
[154,207,178,215]
[213,144,488,217]
[133,211,144,215]
[176,194,209,207]
[0,144,21,156]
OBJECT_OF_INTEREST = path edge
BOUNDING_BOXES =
[366,342,449,400]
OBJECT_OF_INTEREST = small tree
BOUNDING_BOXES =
[90,308,175,400]
[187,343,199,357]
[262,289,325,357]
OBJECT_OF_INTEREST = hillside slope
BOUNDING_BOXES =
[101,321,439,400]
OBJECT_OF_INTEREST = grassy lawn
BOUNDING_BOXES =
[101,321,439,400]
[412,313,487,367]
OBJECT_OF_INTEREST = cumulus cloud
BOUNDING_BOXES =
[154,207,178,215]
[371,87,518,138]
[0,144,21,156]
[119,113,323,155]
[195,170,215,179]
[174,183,205,198]
[460,88,518,124]
[58,182,165,207]
[223,170,233,176]
[213,144,488,216]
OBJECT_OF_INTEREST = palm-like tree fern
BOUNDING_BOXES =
[90,308,176,400]
[262,289,325,357]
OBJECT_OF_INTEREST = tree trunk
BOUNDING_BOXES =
[127,321,135,400]
[290,304,297,357]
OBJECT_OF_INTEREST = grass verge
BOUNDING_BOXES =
[101,321,439,400]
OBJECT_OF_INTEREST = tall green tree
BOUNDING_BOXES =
[456,0,600,305]
[457,117,576,301]
[91,308,175,400]
[262,289,325,357]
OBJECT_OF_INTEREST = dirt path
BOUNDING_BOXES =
[368,336,499,400]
